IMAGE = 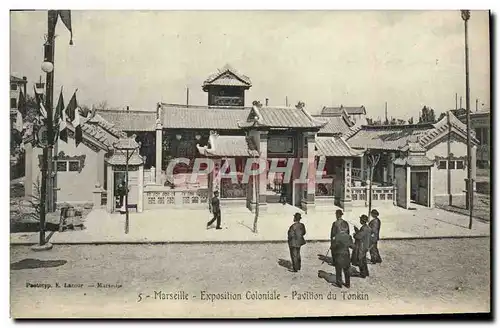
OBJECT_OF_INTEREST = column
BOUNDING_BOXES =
[97,150,105,187]
[213,158,222,193]
[471,145,477,191]
[155,119,163,185]
[301,132,316,212]
[429,165,435,208]
[258,131,268,212]
[138,165,144,212]
[24,141,33,198]
[106,165,114,212]
[388,153,396,184]
[360,154,365,182]
[405,166,411,209]
[340,158,353,211]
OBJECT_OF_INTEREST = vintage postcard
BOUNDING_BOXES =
[9,10,491,318]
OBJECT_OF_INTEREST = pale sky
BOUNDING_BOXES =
[10,10,490,120]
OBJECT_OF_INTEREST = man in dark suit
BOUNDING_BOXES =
[369,209,382,264]
[353,214,371,278]
[207,191,222,230]
[332,221,354,288]
[287,213,306,272]
[330,209,350,242]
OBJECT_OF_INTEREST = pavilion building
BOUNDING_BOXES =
[24,65,478,213]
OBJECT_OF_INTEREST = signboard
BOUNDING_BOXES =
[268,136,294,155]
[213,96,244,106]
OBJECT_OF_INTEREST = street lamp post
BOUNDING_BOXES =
[113,137,139,234]
[461,9,473,229]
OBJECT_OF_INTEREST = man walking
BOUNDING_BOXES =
[369,209,382,264]
[353,214,371,278]
[332,221,354,288]
[207,190,222,230]
[287,213,306,272]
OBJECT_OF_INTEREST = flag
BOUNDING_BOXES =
[17,89,26,118]
[73,108,82,147]
[58,10,73,45]
[33,85,48,119]
[55,89,68,143]
[65,90,82,146]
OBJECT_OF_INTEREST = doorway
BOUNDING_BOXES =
[410,170,430,207]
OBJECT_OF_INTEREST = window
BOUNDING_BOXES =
[448,161,456,169]
[10,84,17,91]
[10,98,17,109]
[68,161,80,172]
[56,161,68,172]
[456,161,464,169]
[438,160,447,169]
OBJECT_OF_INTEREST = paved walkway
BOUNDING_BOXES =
[10,203,490,245]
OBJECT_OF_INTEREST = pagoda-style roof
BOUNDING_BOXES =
[106,151,144,166]
[346,111,479,152]
[321,105,366,116]
[316,136,363,157]
[238,104,327,130]
[196,133,259,157]
[113,136,140,150]
[97,109,157,132]
[202,64,252,92]
[160,103,249,130]
[314,111,354,136]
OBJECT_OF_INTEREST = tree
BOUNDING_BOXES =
[390,118,397,125]
[408,117,414,124]
[366,117,373,125]
[366,151,381,216]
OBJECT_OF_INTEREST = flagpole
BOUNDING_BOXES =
[45,10,56,214]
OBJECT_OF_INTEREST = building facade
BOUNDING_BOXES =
[10,75,27,128]
[24,65,478,213]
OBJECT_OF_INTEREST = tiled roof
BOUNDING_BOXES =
[239,106,326,129]
[203,64,252,90]
[10,75,27,84]
[315,115,354,135]
[97,110,157,132]
[400,142,427,153]
[321,106,366,116]
[64,114,125,151]
[418,111,479,147]
[113,137,140,150]
[393,155,434,167]
[198,135,259,157]
[346,124,433,150]
[106,151,144,165]
[87,113,127,139]
[161,104,249,130]
[316,136,363,157]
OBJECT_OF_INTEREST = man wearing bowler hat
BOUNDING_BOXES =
[287,213,306,272]
[332,220,354,288]
[353,214,371,278]
[369,209,382,264]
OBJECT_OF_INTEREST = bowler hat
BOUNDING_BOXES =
[370,209,379,216]
[359,214,369,224]
[294,213,302,221]
[335,209,343,216]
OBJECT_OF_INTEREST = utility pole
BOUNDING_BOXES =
[461,10,473,229]
[186,87,189,107]
[455,93,458,110]
[460,96,463,109]
[384,102,388,124]
[476,98,478,112]
[285,96,288,107]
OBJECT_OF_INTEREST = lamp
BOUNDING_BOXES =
[195,134,201,141]
[113,137,139,234]
[41,61,54,73]
[176,134,182,140]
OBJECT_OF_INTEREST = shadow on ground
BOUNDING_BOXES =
[11,258,67,270]
[278,258,293,270]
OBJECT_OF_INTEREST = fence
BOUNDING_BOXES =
[143,185,209,209]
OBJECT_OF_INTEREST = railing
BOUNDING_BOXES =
[143,185,209,209]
